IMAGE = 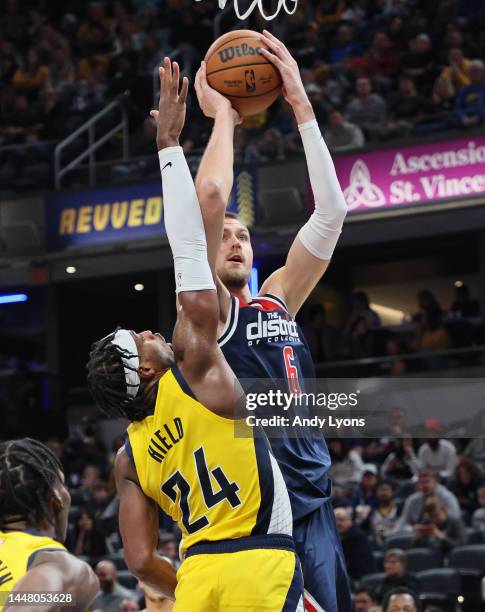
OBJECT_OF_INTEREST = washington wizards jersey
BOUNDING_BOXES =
[219,294,332,521]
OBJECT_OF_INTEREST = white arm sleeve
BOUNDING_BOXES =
[297,119,348,261]
[159,146,215,293]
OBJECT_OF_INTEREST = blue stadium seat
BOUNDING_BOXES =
[384,532,415,550]
[359,572,386,591]
[405,548,442,572]
[416,568,462,609]
[448,544,485,575]
[372,550,384,571]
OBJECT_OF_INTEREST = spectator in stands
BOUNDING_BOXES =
[413,496,466,554]
[387,77,434,136]
[328,439,365,490]
[245,128,285,163]
[302,303,341,363]
[394,469,461,532]
[346,291,380,358]
[335,506,375,580]
[416,308,451,353]
[370,480,401,546]
[463,412,485,466]
[381,335,407,376]
[377,549,421,603]
[413,290,444,324]
[401,34,439,96]
[12,47,49,98]
[353,465,380,525]
[382,587,421,612]
[449,458,482,517]
[345,77,388,141]
[354,587,378,612]
[417,436,458,480]
[323,109,365,152]
[441,48,471,93]
[92,560,135,612]
[315,0,348,29]
[456,59,485,127]
[360,31,401,86]
[120,599,139,612]
[426,75,459,133]
[448,283,480,319]
[328,23,363,65]
[70,509,107,558]
[471,484,485,534]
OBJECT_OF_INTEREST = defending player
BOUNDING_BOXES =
[87,59,303,611]
[193,32,352,612]
[0,438,99,611]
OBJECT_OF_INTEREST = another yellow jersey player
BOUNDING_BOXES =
[0,438,98,612]
[86,59,304,611]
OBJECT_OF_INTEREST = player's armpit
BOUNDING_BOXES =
[114,448,177,600]
[6,550,98,612]
[260,237,330,317]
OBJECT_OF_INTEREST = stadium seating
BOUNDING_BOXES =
[117,570,138,591]
[417,568,462,611]
[405,548,443,573]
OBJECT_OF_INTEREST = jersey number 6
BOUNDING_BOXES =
[283,346,301,395]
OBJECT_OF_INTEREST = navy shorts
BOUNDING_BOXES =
[293,498,352,612]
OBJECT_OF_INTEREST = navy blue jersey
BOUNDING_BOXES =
[219,293,331,521]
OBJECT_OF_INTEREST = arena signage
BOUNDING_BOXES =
[333,136,485,213]
[194,0,298,21]
[45,169,257,251]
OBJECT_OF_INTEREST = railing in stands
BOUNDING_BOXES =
[54,96,130,189]
[314,344,485,378]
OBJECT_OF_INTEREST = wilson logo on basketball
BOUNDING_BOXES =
[218,43,261,63]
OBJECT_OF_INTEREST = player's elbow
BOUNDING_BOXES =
[196,178,228,213]
[124,549,154,580]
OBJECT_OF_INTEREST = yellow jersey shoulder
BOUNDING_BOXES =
[0,530,65,592]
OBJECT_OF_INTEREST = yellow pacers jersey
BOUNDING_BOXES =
[0,529,65,596]
[127,367,292,552]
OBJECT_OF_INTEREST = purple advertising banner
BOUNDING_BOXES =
[332,135,485,214]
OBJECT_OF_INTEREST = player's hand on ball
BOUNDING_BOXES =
[195,61,241,125]
[150,56,189,150]
[259,30,315,123]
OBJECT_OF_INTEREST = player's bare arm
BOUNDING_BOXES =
[258,30,348,317]
[5,550,98,612]
[194,61,240,323]
[114,447,177,599]
[154,59,241,419]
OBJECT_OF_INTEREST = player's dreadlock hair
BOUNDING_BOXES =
[87,328,155,421]
[0,438,64,530]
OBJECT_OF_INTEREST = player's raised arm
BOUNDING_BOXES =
[5,551,99,612]
[194,62,240,322]
[258,30,348,317]
[153,58,239,418]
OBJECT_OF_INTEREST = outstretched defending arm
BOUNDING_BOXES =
[152,59,238,418]
[258,30,348,316]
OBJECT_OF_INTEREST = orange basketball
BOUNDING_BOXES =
[204,29,282,117]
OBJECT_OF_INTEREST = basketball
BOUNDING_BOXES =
[204,29,282,117]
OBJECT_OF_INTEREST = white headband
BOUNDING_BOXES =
[111,329,140,398]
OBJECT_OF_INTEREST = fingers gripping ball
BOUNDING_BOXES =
[205,30,282,117]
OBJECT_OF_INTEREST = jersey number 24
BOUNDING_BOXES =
[161,446,242,534]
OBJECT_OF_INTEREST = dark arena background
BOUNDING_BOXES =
[1,1,485,611]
